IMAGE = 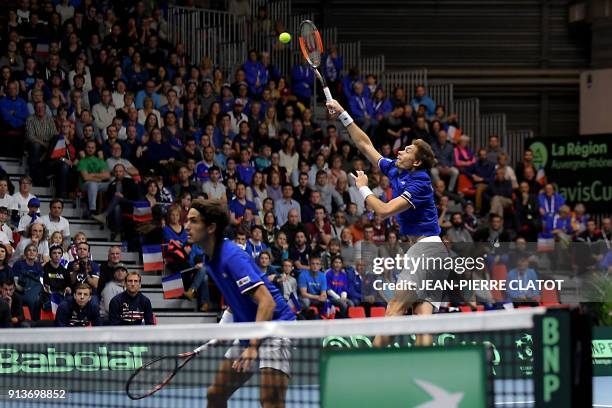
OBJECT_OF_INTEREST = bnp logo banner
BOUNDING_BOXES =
[320,346,488,408]
[528,135,611,212]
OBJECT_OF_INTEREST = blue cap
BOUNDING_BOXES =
[28,198,41,207]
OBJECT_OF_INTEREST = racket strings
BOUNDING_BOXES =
[127,356,182,398]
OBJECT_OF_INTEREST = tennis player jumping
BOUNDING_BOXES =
[326,99,449,347]
[186,199,295,407]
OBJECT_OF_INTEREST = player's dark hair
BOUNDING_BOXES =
[191,199,229,247]
[412,139,437,170]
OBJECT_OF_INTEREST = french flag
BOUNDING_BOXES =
[51,293,62,315]
[142,244,163,271]
[162,272,185,299]
[287,292,300,314]
[50,135,67,159]
[133,201,153,223]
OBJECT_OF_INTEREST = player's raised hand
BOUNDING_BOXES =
[325,99,344,118]
[350,170,369,188]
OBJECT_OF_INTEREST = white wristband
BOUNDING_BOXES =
[359,186,374,200]
[338,111,354,127]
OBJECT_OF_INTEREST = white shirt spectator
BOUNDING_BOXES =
[10,238,49,267]
[17,213,40,233]
[39,214,71,241]
[100,281,124,319]
[202,181,227,200]
[0,193,13,210]
[92,102,116,131]
[106,157,136,177]
[0,223,13,244]
[11,192,36,219]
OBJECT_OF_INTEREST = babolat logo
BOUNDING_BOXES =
[0,346,148,373]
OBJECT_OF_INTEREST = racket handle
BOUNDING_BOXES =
[323,87,333,102]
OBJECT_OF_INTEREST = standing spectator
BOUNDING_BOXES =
[26,101,57,186]
[13,243,44,321]
[298,255,327,313]
[0,81,28,156]
[409,85,436,119]
[108,271,154,325]
[55,283,102,327]
[431,130,459,192]
[99,263,127,323]
[275,184,301,226]
[77,140,111,218]
[291,62,314,106]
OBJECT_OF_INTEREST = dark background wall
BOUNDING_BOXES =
[293,0,591,137]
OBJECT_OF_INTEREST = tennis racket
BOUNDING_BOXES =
[125,339,218,400]
[298,20,335,110]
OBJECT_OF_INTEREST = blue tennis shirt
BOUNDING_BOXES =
[378,157,441,237]
[206,239,296,323]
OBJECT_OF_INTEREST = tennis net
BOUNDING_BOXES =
[0,307,576,407]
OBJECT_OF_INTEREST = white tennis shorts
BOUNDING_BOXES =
[224,337,292,376]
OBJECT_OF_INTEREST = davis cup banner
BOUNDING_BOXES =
[528,135,612,212]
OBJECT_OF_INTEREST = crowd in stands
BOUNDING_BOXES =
[0,0,610,326]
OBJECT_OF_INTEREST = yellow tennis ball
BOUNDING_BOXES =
[279,32,291,43]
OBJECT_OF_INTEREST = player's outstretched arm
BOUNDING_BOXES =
[351,171,412,219]
[326,99,382,168]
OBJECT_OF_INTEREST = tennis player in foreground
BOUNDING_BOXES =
[186,199,295,408]
[326,99,449,347]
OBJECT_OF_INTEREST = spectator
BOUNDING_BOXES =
[538,183,565,229]
[77,140,111,218]
[96,164,140,239]
[42,244,71,303]
[514,182,540,241]
[279,136,299,177]
[291,62,314,106]
[298,255,327,313]
[40,199,71,244]
[0,244,11,281]
[12,222,50,267]
[229,182,257,225]
[135,80,161,109]
[474,214,512,244]
[171,166,201,198]
[506,256,540,304]
[1,278,27,327]
[0,180,13,209]
[454,135,476,171]
[55,283,102,327]
[17,198,42,234]
[486,167,514,218]
[325,256,353,317]
[108,271,154,325]
[496,153,518,190]
[67,242,100,295]
[446,213,474,244]
[228,100,248,134]
[306,205,332,246]
[313,170,345,215]
[348,82,374,134]
[12,176,37,220]
[431,130,459,192]
[13,243,44,321]
[278,259,298,302]
[99,263,127,323]
[281,209,307,248]
[410,85,436,119]
[26,101,57,185]
[362,259,395,311]
[354,225,379,273]
[202,166,227,201]
[465,148,496,213]
[106,143,140,178]
[485,135,507,164]
[245,225,269,259]
[275,183,301,226]
[92,89,116,133]
[0,81,28,156]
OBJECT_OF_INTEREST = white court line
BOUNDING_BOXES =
[494,402,534,406]
[593,405,612,408]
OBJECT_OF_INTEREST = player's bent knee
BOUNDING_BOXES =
[207,385,231,405]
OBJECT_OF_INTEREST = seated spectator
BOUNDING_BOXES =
[1,278,27,327]
[0,208,12,253]
[354,225,379,274]
[236,148,256,185]
[92,89,116,133]
[361,259,396,312]
[13,243,44,321]
[305,205,332,247]
[291,62,314,106]
[277,259,298,302]
[135,80,161,109]
[12,176,37,221]
[96,164,140,240]
[454,135,476,171]
[325,256,353,317]
[298,255,327,313]
[100,263,127,323]
[108,271,154,325]
[245,225,269,259]
[171,166,201,198]
[78,140,111,219]
[431,130,459,192]
[506,256,540,304]
[229,182,257,225]
[202,166,227,201]
[514,182,540,242]
[40,199,71,244]
[67,242,100,296]
[538,183,565,229]
[313,170,345,215]
[12,223,50,267]
[410,85,436,119]
[485,134,507,164]
[465,148,496,213]
[446,212,474,244]
[474,214,512,244]
[17,198,42,234]
[55,283,102,327]
[547,204,574,245]
[289,230,310,272]
[106,143,140,178]
[486,167,514,217]
[42,244,71,304]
